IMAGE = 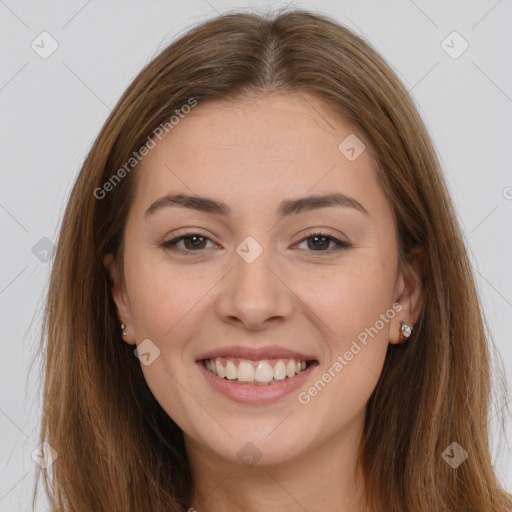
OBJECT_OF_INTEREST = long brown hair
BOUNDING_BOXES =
[34,8,512,511]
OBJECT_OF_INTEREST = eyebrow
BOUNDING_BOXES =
[144,192,368,219]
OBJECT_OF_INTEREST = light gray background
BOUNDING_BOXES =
[0,0,511,509]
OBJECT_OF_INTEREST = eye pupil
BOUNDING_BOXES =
[309,235,329,250]
[185,235,206,249]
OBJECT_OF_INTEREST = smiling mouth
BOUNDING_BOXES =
[202,357,318,386]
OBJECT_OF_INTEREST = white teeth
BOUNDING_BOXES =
[204,356,311,384]
[274,360,287,380]
[286,360,296,378]
[225,360,237,380]
[254,361,274,384]
[237,361,254,381]
[216,360,225,378]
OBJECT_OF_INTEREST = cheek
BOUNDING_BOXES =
[296,255,395,407]
[300,257,396,345]
[298,267,393,430]
[126,260,208,428]
[125,251,204,339]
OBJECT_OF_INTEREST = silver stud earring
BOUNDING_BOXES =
[399,321,413,343]
[120,323,127,336]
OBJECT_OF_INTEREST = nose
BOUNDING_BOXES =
[215,247,294,330]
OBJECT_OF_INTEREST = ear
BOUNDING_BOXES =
[388,245,426,345]
[103,253,136,345]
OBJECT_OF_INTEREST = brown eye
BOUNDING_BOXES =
[162,234,217,255]
[295,233,351,253]
[161,231,351,256]
[306,234,331,250]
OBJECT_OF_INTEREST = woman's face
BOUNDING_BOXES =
[105,92,422,467]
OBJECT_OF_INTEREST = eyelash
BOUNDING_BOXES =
[161,231,352,256]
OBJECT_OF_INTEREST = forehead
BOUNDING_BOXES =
[130,92,386,219]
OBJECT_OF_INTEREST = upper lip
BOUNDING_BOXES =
[196,345,318,362]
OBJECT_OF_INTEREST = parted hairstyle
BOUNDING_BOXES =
[34,7,512,512]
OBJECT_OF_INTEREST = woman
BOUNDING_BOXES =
[35,8,512,512]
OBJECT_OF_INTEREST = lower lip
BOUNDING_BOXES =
[197,360,317,405]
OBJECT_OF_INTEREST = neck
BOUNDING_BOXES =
[185,409,372,512]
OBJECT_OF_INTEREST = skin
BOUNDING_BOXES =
[104,92,424,511]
